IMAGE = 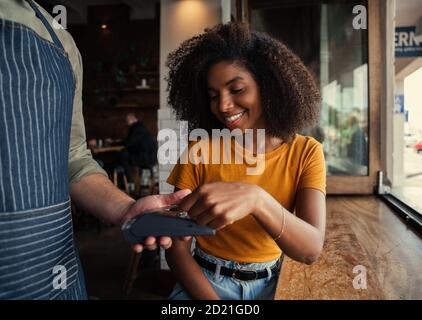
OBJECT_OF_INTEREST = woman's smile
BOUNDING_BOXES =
[224,111,246,128]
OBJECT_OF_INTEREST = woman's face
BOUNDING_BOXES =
[207,61,265,132]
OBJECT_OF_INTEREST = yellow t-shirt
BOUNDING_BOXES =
[167,134,326,263]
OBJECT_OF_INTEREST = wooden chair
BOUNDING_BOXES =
[133,166,157,197]
[122,251,143,295]
[122,167,158,295]
[112,166,129,194]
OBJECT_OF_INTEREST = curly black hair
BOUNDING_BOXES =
[166,22,321,142]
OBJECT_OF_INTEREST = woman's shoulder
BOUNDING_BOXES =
[289,134,322,151]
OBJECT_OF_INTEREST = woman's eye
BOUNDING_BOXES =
[231,88,244,94]
[209,94,218,100]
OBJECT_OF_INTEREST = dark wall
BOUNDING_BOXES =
[67,4,159,141]
[82,107,157,141]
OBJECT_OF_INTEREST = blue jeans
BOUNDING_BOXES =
[169,247,281,300]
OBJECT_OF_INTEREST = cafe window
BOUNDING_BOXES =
[247,0,381,194]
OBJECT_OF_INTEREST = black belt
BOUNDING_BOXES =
[194,254,282,281]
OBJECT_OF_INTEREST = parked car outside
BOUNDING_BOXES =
[404,133,418,148]
[414,141,422,154]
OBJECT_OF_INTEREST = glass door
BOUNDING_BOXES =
[247,0,381,194]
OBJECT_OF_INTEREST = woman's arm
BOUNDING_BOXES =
[165,238,220,300]
[178,182,326,265]
[253,187,326,265]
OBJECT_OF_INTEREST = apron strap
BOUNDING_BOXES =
[25,0,65,50]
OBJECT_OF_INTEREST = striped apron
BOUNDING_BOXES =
[0,0,87,299]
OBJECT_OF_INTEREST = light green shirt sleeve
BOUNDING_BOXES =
[66,33,108,183]
[0,1,108,183]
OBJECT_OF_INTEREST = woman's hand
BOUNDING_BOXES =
[178,182,263,230]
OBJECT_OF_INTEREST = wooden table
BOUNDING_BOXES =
[275,196,422,299]
[90,146,125,172]
[91,146,124,155]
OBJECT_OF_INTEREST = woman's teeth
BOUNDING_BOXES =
[225,112,244,123]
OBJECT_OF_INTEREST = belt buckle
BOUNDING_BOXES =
[232,269,258,281]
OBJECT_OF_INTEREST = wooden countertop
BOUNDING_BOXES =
[275,196,422,299]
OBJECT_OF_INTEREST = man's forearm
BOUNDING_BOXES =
[70,173,135,225]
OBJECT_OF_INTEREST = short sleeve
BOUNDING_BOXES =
[166,142,201,191]
[297,141,326,195]
[67,36,108,183]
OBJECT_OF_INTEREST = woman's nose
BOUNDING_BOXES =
[218,95,234,113]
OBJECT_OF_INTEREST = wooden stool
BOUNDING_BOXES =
[113,166,129,194]
[122,251,142,296]
[133,166,155,197]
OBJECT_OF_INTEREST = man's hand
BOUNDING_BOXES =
[120,189,192,253]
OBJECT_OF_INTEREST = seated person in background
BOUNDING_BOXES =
[118,113,158,191]
[87,138,97,149]
[346,116,368,167]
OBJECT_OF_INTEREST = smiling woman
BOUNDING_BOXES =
[166,22,321,142]
[164,22,326,301]
[207,63,265,132]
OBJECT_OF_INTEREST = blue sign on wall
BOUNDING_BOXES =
[395,26,422,58]
[394,95,404,114]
